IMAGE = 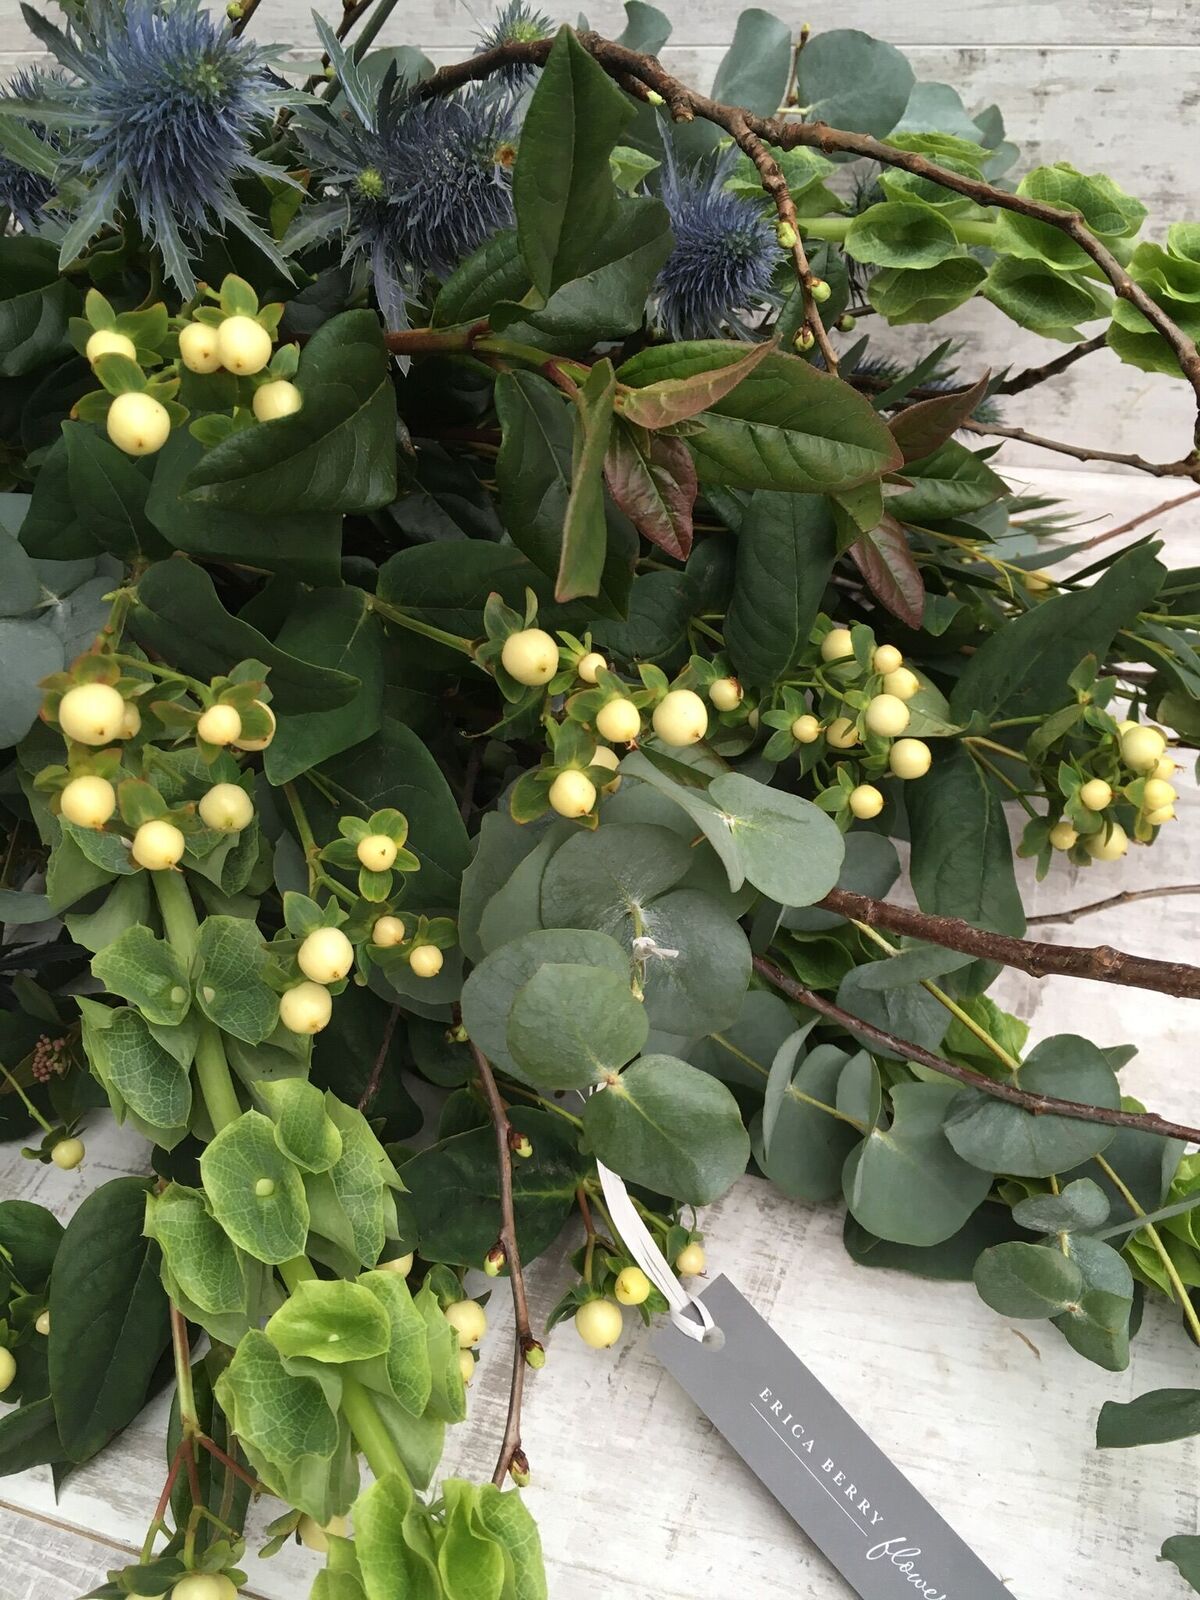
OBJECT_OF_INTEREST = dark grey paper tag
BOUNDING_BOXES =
[653,1276,1010,1600]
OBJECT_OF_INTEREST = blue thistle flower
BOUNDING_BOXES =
[475,1,556,86]
[654,139,779,340]
[0,69,60,231]
[24,0,288,293]
[300,64,518,327]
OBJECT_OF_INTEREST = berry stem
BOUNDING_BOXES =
[152,873,243,1132]
[367,594,477,657]
[0,1060,54,1134]
[1094,1155,1200,1346]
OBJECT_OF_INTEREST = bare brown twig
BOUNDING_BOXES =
[960,418,1200,480]
[754,956,1200,1144]
[1075,488,1200,553]
[358,1002,401,1113]
[470,1041,535,1488]
[994,334,1109,397]
[1026,883,1200,926]
[819,887,1200,999]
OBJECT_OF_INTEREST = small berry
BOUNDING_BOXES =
[60,775,117,829]
[791,714,821,743]
[590,745,621,792]
[501,628,559,686]
[652,689,709,748]
[864,693,910,738]
[614,1266,652,1306]
[1049,820,1078,851]
[825,717,859,750]
[50,1137,85,1170]
[888,738,931,780]
[820,627,854,664]
[1153,756,1176,781]
[279,981,333,1034]
[232,701,276,751]
[357,834,397,871]
[793,326,815,352]
[848,784,884,820]
[1024,570,1053,594]
[576,651,607,683]
[196,704,242,747]
[378,1252,414,1276]
[371,915,406,947]
[58,683,126,745]
[131,820,185,871]
[836,313,856,332]
[1084,823,1129,861]
[596,697,642,744]
[675,1242,706,1277]
[882,667,920,702]
[297,927,354,984]
[0,1349,14,1394]
[810,277,832,303]
[444,1299,487,1348]
[459,1350,476,1385]
[171,1578,237,1600]
[549,770,596,818]
[34,1310,50,1336]
[872,645,903,675]
[708,676,743,712]
[120,702,142,739]
[1120,725,1166,774]
[409,944,444,979]
[178,322,222,373]
[1142,778,1177,812]
[574,1298,624,1349]
[86,329,137,364]
[107,392,171,456]
[216,315,272,375]
[1145,804,1176,826]
[298,1514,347,1553]
[1078,778,1113,812]
[252,380,303,422]
[198,783,253,833]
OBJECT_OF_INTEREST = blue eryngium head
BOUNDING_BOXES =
[475,1,556,85]
[50,0,285,292]
[0,69,58,230]
[655,139,779,340]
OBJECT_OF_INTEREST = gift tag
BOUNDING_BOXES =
[653,1275,1011,1600]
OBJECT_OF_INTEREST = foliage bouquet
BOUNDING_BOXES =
[2,2,1200,1595]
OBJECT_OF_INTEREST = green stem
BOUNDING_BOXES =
[1094,1155,1200,1345]
[368,595,477,658]
[800,214,999,250]
[0,1061,53,1133]
[171,1305,199,1429]
[153,872,242,1133]
[965,744,1039,820]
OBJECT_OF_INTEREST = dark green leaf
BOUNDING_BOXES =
[973,1240,1084,1318]
[907,744,1025,935]
[63,425,166,562]
[725,490,837,683]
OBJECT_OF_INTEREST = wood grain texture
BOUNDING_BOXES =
[1,468,1199,1599]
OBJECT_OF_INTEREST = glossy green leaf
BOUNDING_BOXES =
[889,440,1007,522]
[725,490,838,684]
[1097,1387,1200,1449]
[63,425,166,561]
[558,358,616,602]
[867,258,986,324]
[355,1270,432,1417]
[906,744,1025,936]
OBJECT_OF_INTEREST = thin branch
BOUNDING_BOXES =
[1026,883,1200,927]
[357,1002,402,1113]
[228,0,263,38]
[994,334,1108,397]
[754,956,1200,1145]
[960,418,1200,480]
[819,887,1200,1000]
[1075,488,1200,553]
[470,1041,535,1488]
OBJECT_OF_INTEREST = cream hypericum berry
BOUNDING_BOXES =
[120,702,141,739]
[178,322,222,373]
[60,775,117,829]
[279,981,333,1034]
[1085,823,1129,861]
[0,1348,15,1394]
[1078,778,1113,812]
[1142,778,1177,812]
[864,693,910,738]
[708,676,743,712]
[825,717,859,750]
[357,834,397,871]
[791,714,821,743]
[371,915,406,947]
[873,644,903,675]
[196,704,243,746]
[595,697,641,744]
[232,702,276,751]
[132,820,186,871]
[58,683,126,745]
[444,1299,487,1348]
[298,927,354,983]
[820,627,854,664]
[297,1514,348,1553]
[459,1350,476,1384]
[590,745,621,792]
[888,738,931,780]
[675,1242,706,1277]
[1120,725,1166,773]
[574,1298,623,1348]
[882,667,920,702]
[848,784,884,820]
[107,392,171,456]
[34,1311,49,1336]
[379,1251,414,1276]
[1024,570,1053,594]
[50,1137,85,1170]
[198,783,254,832]
[614,1266,652,1306]
[1153,755,1176,781]
[549,769,596,818]
[216,315,272,375]
[1049,820,1078,850]
[253,380,303,422]
[576,651,607,683]
[501,628,559,686]
[171,1576,238,1600]
[409,945,444,978]
[1145,804,1176,826]
[652,689,708,747]
[86,329,137,364]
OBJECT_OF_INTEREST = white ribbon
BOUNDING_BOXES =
[596,1157,722,1345]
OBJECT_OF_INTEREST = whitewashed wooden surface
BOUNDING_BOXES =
[1,466,1199,1597]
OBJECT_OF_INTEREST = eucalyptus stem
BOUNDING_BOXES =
[1094,1155,1200,1345]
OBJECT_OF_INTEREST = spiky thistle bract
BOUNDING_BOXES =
[14,0,290,293]
[0,68,60,230]
[654,135,780,340]
[474,0,556,86]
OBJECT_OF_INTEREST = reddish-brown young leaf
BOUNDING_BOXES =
[888,371,990,465]
[603,421,697,560]
[616,339,774,430]
[849,512,925,628]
